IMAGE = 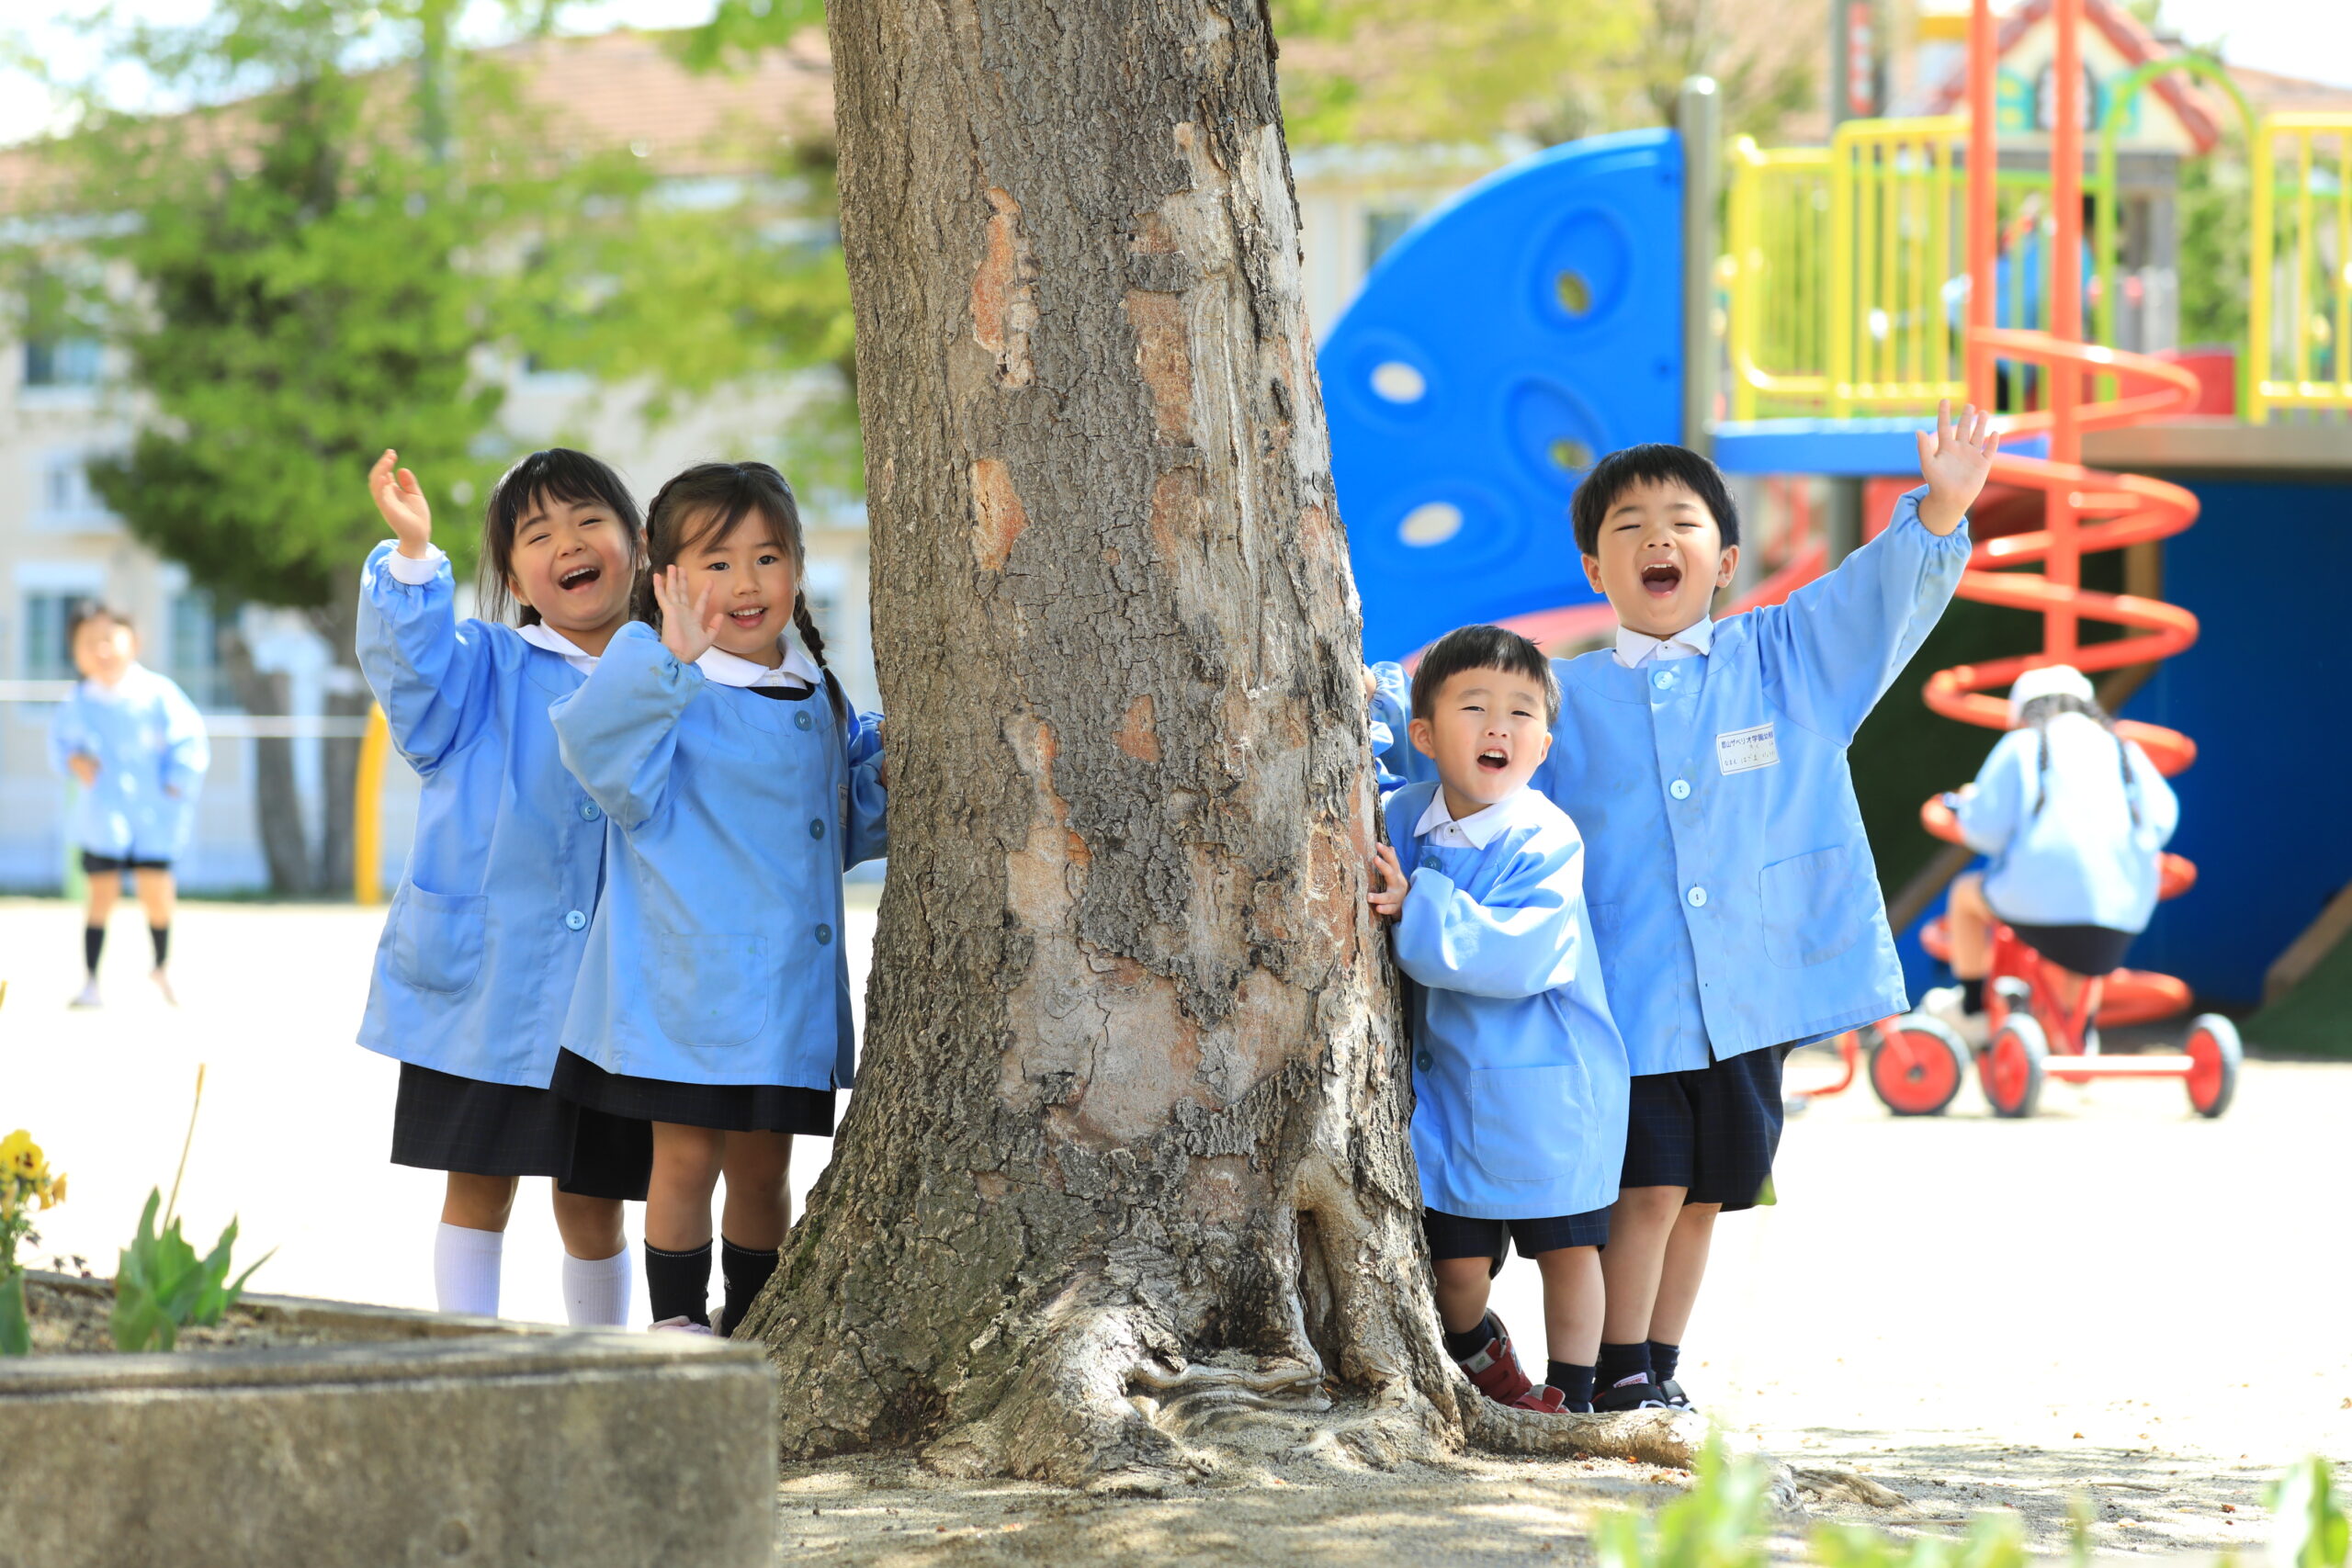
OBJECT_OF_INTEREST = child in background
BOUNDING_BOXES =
[550,462,887,1336]
[50,602,209,1009]
[358,447,652,1328]
[1366,626,1629,1415]
[1925,663,2178,1039]
[1374,402,1996,1412]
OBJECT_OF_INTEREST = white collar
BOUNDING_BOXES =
[515,623,600,673]
[1611,615,1715,668]
[695,639,825,690]
[1412,785,1536,850]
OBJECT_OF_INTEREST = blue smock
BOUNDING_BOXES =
[1377,487,1970,1073]
[1388,782,1630,1222]
[354,541,609,1088]
[48,664,209,861]
[1954,716,2177,932]
[551,623,887,1091]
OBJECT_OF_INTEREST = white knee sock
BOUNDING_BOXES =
[434,1223,504,1318]
[562,1247,634,1328]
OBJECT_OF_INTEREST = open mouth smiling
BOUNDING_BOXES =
[1476,747,1510,773]
[1640,561,1683,597]
[728,606,769,629]
[556,564,603,592]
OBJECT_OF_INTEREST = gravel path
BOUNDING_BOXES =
[4,899,2341,1563]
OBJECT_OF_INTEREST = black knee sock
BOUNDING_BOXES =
[1442,1313,1497,1360]
[149,924,170,968]
[1647,1339,1681,1383]
[83,926,105,977]
[1959,976,1984,1014]
[642,1241,712,1326]
[718,1238,778,1338]
[1596,1340,1653,1390]
[1545,1361,1597,1406]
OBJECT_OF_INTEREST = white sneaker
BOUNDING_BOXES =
[1918,986,1986,1048]
[149,967,178,1007]
[69,980,101,1009]
[649,1315,715,1336]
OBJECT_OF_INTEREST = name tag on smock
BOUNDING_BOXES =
[1717,723,1780,774]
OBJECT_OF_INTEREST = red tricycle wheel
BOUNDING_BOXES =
[1981,1015,2048,1119]
[1868,1018,1968,1116]
[2183,1013,2242,1118]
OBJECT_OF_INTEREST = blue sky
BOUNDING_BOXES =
[4,0,2347,149]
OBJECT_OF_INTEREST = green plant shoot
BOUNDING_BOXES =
[110,1189,272,1353]
[2271,1458,2350,1568]
[1597,1438,1772,1568]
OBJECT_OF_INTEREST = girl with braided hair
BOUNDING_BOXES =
[1925,664,2179,1040]
[550,461,888,1334]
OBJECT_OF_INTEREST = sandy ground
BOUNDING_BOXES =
[3,896,2345,1563]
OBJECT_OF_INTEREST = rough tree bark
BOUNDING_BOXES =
[742,0,1700,1483]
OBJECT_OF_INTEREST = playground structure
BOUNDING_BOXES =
[1320,0,2352,1086]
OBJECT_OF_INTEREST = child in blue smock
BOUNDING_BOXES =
[49,602,209,1009]
[1374,401,1997,1411]
[357,446,653,1328]
[550,461,887,1336]
[1925,663,2178,1038]
[1365,625,1629,1416]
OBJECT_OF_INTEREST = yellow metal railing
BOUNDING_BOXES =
[1827,115,1969,417]
[2250,113,2352,421]
[1726,117,1971,421]
[1726,138,1831,419]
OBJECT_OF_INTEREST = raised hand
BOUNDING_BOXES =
[654,564,726,665]
[1915,399,2000,536]
[68,753,100,789]
[369,449,434,558]
[1366,841,1408,922]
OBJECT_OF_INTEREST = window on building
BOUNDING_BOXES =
[33,448,117,530]
[23,337,103,389]
[170,588,232,707]
[21,592,83,682]
[1363,207,1422,272]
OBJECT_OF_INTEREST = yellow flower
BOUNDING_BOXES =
[47,1173,66,1207]
[0,1129,40,1180]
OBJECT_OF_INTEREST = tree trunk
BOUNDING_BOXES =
[741,0,1462,1485]
[310,598,368,898]
[217,619,313,897]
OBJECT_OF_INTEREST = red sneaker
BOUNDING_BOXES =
[1511,1384,1571,1414]
[1453,1313,1534,1406]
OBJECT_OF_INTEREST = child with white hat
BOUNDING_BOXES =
[1924,664,2179,1039]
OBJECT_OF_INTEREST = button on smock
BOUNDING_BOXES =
[1416,1051,1435,1072]
[809,819,827,840]
[794,711,813,730]
[564,908,588,931]
[815,923,833,945]
[1653,670,1676,690]
[1669,778,1692,800]
[1686,886,1708,908]
[579,801,601,821]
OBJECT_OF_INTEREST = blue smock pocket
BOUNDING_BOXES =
[652,933,770,1047]
[388,886,488,995]
[1759,846,1861,967]
[1469,1062,1588,1183]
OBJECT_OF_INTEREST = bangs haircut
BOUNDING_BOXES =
[67,599,132,639]
[1411,624,1559,725]
[1571,443,1740,558]
[481,448,644,626]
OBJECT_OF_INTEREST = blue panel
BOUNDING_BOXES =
[2120,479,2352,1004]
[1321,130,1687,662]
[1713,420,2050,477]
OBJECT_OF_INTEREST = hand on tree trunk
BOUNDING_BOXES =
[1368,842,1408,921]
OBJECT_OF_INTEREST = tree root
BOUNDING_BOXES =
[1462,1395,1708,1467]
[1792,1466,1908,1508]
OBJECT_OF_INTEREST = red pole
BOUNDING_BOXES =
[2048,0,2083,658]
[1967,0,1996,411]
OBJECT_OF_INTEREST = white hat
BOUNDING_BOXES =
[2007,663,2095,724]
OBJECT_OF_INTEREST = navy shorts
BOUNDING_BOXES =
[1424,1204,1611,1266]
[1621,1044,1791,1211]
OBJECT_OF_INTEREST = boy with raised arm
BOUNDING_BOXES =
[1374,402,1997,1412]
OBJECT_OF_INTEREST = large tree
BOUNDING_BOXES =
[742,0,1692,1483]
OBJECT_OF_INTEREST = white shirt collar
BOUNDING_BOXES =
[515,623,600,674]
[1412,785,1537,850]
[1611,615,1715,668]
[695,639,824,690]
